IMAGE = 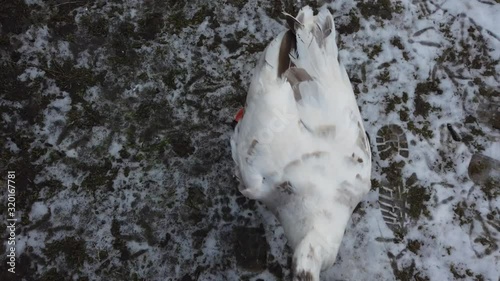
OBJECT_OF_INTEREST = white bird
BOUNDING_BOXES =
[231,6,371,281]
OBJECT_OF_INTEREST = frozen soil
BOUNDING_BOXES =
[0,0,499,280]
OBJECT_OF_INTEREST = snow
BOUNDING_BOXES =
[1,0,499,280]
[29,202,49,221]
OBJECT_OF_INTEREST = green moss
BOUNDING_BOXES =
[402,51,410,61]
[137,72,149,81]
[132,152,145,162]
[377,69,391,85]
[453,202,472,225]
[49,4,78,39]
[403,93,409,103]
[167,6,211,34]
[414,94,431,118]
[224,37,241,53]
[80,15,109,37]
[6,158,41,215]
[399,109,409,121]
[470,55,482,69]
[464,115,477,124]
[162,67,187,89]
[337,9,360,34]
[111,218,131,261]
[481,178,499,200]
[40,268,66,281]
[227,0,247,9]
[450,264,465,279]
[445,246,452,255]
[393,1,404,13]
[470,126,485,137]
[30,146,48,160]
[38,179,64,199]
[420,123,434,139]
[170,132,195,157]
[266,0,284,19]
[123,166,130,177]
[191,5,211,26]
[126,125,137,146]
[80,160,118,193]
[44,236,88,268]
[407,185,430,220]
[138,12,163,40]
[0,0,32,34]
[366,44,383,59]
[415,80,442,95]
[118,21,136,38]
[119,148,131,159]
[393,260,416,281]
[475,274,485,281]
[138,219,157,245]
[381,160,405,186]
[108,36,139,67]
[371,179,380,190]
[21,212,30,226]
[65,103,103,130]
[244,41,268,55]
[483,60,498,77]
[477,85,496,98]
[390,37,404,50]
[44,60,101,95]
[0,62,32,98]
[358,0,393,20]
[408,239,421,254]
[185,187,208,223]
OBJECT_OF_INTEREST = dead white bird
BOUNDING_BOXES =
[231,6,371,281]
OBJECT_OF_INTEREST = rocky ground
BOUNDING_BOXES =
[0,0,499,280]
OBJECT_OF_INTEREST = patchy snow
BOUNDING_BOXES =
[1,0,499,280]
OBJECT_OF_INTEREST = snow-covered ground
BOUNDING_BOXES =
[1,0,499,280]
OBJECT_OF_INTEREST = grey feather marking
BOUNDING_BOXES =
[283,12,304,33]
[335,181,360,209]
[323,15,333,39]
[302,151,328,161]
[284,68,313,85]
[299,119,314,133]
[356,122,370,157]
[313,15,333,46]
[307,245,315,258]
[247,139,258,156]
[347,152,363,165]
[283,151,327,174]
[283,67,313,101]
[293,88,301,102]
[276,181,293,195]
[313,25,324,46]
[314,125,336,138]
[297,13,304,24]
[284,159,301,173]
[299,120,337,139]
[278,30,297,77]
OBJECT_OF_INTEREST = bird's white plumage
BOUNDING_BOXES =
[231,6,371,280]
